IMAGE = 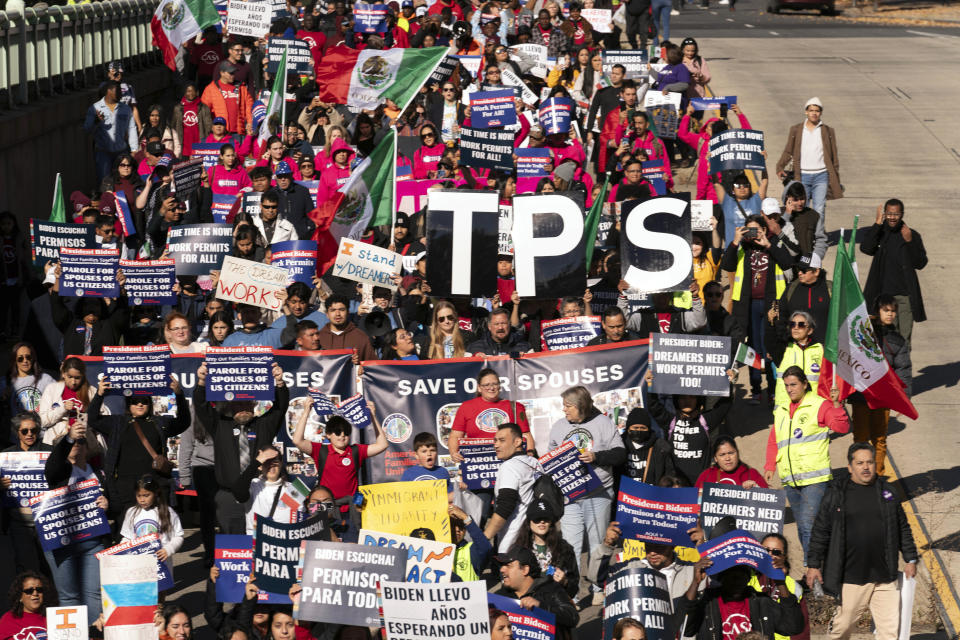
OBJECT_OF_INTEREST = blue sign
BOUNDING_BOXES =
[353,3,389,32]
[254,514,329,603]
[308,387,337,419]
[215,534,254,603]
[29,219,96,268]
[271,240,318,286]
[642,160,667,196]
[114,191,137,237]
[539,316,601,351]
[615,477,700,547]
[470,89,517,129]
[336,394,372,431]
[120,258,177,306]
[538,97,574,135]
[515,148,552,177]
[458,439,499,490]
[190,142,223,168]
[602,565,675,640]
[58,248,120,297]
[103,345,172,396]
[205,346,275,402]
[211,193,237,224]
[690,95,737,111]
[539,441,603,503]
[0,451,49,508]
[30,478,111,551]
[697,529,785,581]
[487,593,557,640]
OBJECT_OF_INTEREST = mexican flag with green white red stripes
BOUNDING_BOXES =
[151,0,220,71]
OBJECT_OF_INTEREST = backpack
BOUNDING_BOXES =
[532,472,566,519]
[317,443,362,483]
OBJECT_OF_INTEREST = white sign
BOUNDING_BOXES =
[498,204,513,256]
[582,8,612,32]
[47,606,89,640]
[511,43,549,79]
[359,529,456,583]
[643,90,682,109]
[691,200,714,232]
[501,67,538,106]
[380,580,491,640]
[216,256,290,311]
[331,238,401,290]
[226,0,273,38]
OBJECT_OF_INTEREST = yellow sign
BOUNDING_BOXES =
[359,479,451,542]
[622,538,700,564]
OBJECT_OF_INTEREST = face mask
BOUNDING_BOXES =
[628,430,652,444]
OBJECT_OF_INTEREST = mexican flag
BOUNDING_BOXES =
[818,241,918,419]
[151,0,220,71]
[735,342,764,370]
[315,46,447,110]
[278,476,311,515]
[326,129,397,244]
[50,173,66,223]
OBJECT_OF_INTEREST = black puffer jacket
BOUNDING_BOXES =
[806,471,918,600]
[681,587,804,640]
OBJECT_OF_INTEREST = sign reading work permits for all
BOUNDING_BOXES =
[215,534,253,602]
[216,255,290,311]
[271,240,318,285]
[332,237,401,289]
[58,248,120,297]
[359,529,455,583]
[697,529,785,580]
[166,224,233,275]
[103,345,172,396]
[380,580,491,640]
[359,479,451,542]
[30,220,95,267]
[700,483,786,540]
[708,129,765,174]
[649,333,731,396]
[226,0,272,37]
[459,128,515,172]
[204,346,274,401]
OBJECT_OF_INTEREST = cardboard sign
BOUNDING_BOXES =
[353,2,389,32]
[216,255,290,311]
[103,345,172,396]
[615,477,700,547]
[649,333,731,396]
[270,240,317,286]
[47,606,88,640]
[96,533,174,592]
[331,237,401,289]
[120,259,177,305]
[458,438,499,490]
[359,479,451,542]
[296,540,406,624]
[602,50,648,79]
[359,529,455,583]
[171,157,204,197]
[0,451,50,508]
[166,224,233,275]
[691,200,714,232]
[100,553,157,640]
[700,483,786,540]
[697,529,785,580]
[30,478,110,551]
[620,195,692,294]
[460,127,515,172]
[226,0,273,37]
[582,7,612,32]
[381,581,491,640]
[708,129,765,174]
[267,37,313,73]
[539,441,604,504]
[215,534,254,602]
[204,346,275,401]
[470,89,517,129]
[602,565,675,640]
[487,593,557,640]
[30,219,95,267]
[539,316,601,351]
[254,514,328,603]
[515,148,552,177]
[58,248,120,297]
[538,97,574,135]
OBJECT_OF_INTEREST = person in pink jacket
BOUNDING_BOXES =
[254,135,303,181]
[204,116,255,159]
[613,112,675,192]
[317,138,354,204]
[412,125,446,179]
[207,144,252,196]
[678,103,753,203]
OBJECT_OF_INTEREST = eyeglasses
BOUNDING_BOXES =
[22,587,44,595]
[19,428,39,436]
[16,354,34,362]
[442,87,455,92]
[169,325,189,332]
[118,163,134,168]
[261,204,278,210]
[764,548,784,557]
[788,321,808,328]
[438,314,456,322]
[733,183,750,189]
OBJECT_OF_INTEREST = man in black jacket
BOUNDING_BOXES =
[275,160,316,238]
[587,306,641,346]
[495,547,580,638]
[467,308,532,355]
[193,360,289,534]
[805,442,917,640]
[778,253,830,345]
[51,273,129,357]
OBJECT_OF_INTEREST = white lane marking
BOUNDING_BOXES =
[726,17,735,21]
[906,29,960,39]
[769,30,779,35]
[710,10,718,13]
[744,23,755,27]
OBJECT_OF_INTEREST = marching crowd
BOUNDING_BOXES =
[0,0,932,639]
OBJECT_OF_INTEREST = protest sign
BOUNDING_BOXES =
[615,477,699,546]
[700,483,786,540]
[620,195,692,293]
[708,129,765,174]
[602,50,648,79]
[216,255,289,311]
[297,540,406,624]
[381,581,490,640]
[308,387,337,420]
[470,89,517,128]
[204,346,275,402]
[211,193,236,223]
[513,192,587,298]
[240,190,263,221]
[120,259,177,305]
[266,38,313,73]
[166,224,233,275]
[429,54,459,87]
[510,44,549,78]
[47,606,88,640]
[337,394,373,431]
[649,333,731,396]
[539,441,603,504]
[227,0,272,37]
[691,200,714,232]
[359,529,455,583]
[642,160,668,195]
[487,593,557,640]
[331,237,401,289]
[353,3,389,32]
[113,191,136,237]
[645,102,680,140]
[30,478,110,551]
[189,142,223,168]
[426,189,500,297]
[501,67,539,105]
[539,97,574,135]
[690,95,736,111]
[254,514,328,603]
[582,7,612,31]
[171,158,204,197]
[103,345,172,396]
[458,438,499,490]
[460,127,515,172]
[596,202,619,249]
[0,450,49,508]
[643,91,681,110]
[454,54,483,78]
[296,179,319,204]
[515,148,552,177]
[100,553,157,640]
[30,220,95,267]
[359,479,451,542]
[621,538,700,564]
[499,203,514,255]
[58,248,120,297]
[697,529,785,580]
[602,565,674,640]
[270,240,317,286]
[215,534,253,602]
[97,533,174,592]
[540,316,601,351]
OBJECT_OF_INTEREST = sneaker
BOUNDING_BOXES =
[670,8,680,14]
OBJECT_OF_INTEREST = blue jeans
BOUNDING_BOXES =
[801,171,828,220]
[45,538,104,626]
[559,489,612,579]
[784,481,827,564]
[95,150,121,184]
[652,0,672,45]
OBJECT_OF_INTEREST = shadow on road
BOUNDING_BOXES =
[912,361,960,396]
[927,530,960,553]
[892,466,960,501]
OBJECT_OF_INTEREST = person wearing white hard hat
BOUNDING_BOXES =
[775,97,842,220]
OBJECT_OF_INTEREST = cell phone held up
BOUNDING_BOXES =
[743,228,759,241]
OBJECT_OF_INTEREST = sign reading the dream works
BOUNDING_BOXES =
[615,477,699,547]
[331,238,401,289]
[540,316,601,351]
[470,89,517,129]
[460,127,515,172]
[700,483,786,540]
[539,441,603,504]
[215,534,253,603]
[459,439,499,490]
[708,129,765,174]
[30,478,110,551]
[254,514,328,603]
[227,0,273,37]
[359,479,451,542]
[266,38,313,74]
[30,220,95,267]
[697,529,785,580]
[359,529,455,583]
[602,565,674,640]
[166,224,233,275]
[103,345,172,396]
[649,333,731,396]
[216,255,290,311]
[171,158,204,197]
[296,540,406,625]
[58,248,120,297]
[120,259,177,305]
[271,240,317,285]
[204,346,275,402]
[381,581,491,640]
[0,451,50,508]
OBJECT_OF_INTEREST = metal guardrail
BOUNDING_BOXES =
[0,0,162,110]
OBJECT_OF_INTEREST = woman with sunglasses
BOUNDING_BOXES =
[749,534,811,640]
[427,83,465,144]
[680,38,711,100]
[694,435,767,489]
[413,125,447,179]
[2,343,55,416]
[509,500,580,599]
[426,301,475,359]
[0,571,56,640]
[1,413,53,576]
[100,152,146,214]
[765,310,823,411]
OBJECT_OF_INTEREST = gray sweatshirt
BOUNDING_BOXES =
[547,411,625,490]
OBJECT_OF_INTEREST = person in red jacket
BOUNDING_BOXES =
[207,144,252,197]
[316,138,354,204]
[200,63,253,134]
[412,125,446,179]
[296,14,327,70]
[598,79,640,173]
[695,435,768,489]
[428,0,464,20]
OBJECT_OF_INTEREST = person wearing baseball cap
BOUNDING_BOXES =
[494,544,580,634]
[780,181,827,260]
[200,61,253,134]
[776,251,830,345]
[509,499,580,599]
[775,96,842,219]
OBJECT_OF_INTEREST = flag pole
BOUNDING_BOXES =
[389,127,398,244]
[281,43,290,136]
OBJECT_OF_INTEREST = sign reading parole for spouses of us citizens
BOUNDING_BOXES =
[120,259,177,305]
[204,346,274,401]
[103,345,172,396]
[649,333,731,397]
[58,248,120,297]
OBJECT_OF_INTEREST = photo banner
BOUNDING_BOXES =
[700,483,786,541]
[103,345,172,396]
[460,127,515,172]
[458,438,499,490]
[215,534,254,602]
[486,593,556,640]
[58,248,120,297]
[359,479,451,542]
[615,477,699,547]
[30,478,110,551]
[253,513,328,603]
[216,255,290,312]
[296,540,406,625]
[708,129,765,174]
[697,529,785,581]
[96,533,174,592]
[204,346,275,401]
[30,219,95,268]
[359,529,455,583]
[620,195,692,294]
[381,581,491,640]
[539,316,601,351]
[538,441,603,504]
[602,565,674,640]
[120,259,177,305]
[0,451,50,508]
[271,240,318,285]
[166,224,233,275]
[649,333,731,396]
[469,89,517,129]
[361,340,649,482]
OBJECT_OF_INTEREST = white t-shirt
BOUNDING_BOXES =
[494,454,542,552]
[800,122,826,173]
[245,478,301,535]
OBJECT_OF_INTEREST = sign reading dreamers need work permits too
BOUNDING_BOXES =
[649,333,732,396]
[331,238,401,289]
[700,483,786,540]
[216,255,290,311]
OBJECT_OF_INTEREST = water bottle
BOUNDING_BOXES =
[811,578,824,597]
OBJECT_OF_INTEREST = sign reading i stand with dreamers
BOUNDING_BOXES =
[620,195,692,293]
[649,333,731,396]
